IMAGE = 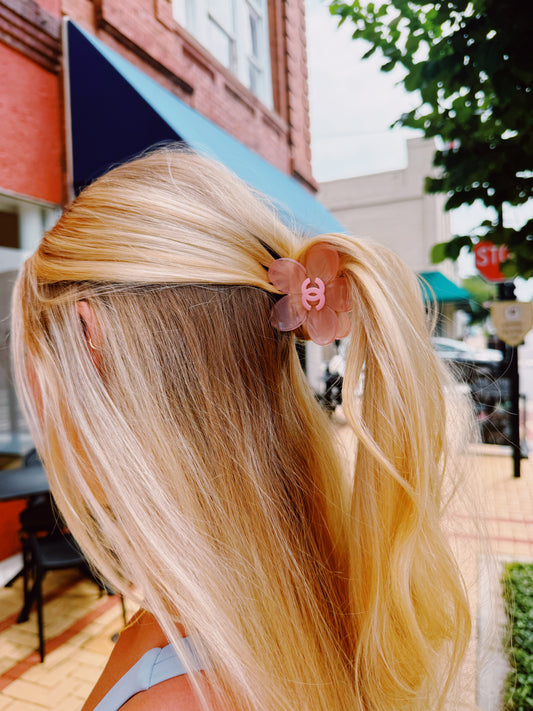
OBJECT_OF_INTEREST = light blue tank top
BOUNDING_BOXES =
[93,639,200,710]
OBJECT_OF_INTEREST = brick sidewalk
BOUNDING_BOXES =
[0,447,530,709]
[0,571,137,710]
[449,448,533,710]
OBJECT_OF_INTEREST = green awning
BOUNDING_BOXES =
[418,271,470,304]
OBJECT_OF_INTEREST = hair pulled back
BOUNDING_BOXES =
[12,147,470,711]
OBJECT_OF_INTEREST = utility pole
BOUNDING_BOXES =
[498,282,521,478]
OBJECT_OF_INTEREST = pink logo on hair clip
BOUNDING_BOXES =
[268,244,352,346]
[301,277,326,311]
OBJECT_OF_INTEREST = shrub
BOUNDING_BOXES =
[501,562,533,710]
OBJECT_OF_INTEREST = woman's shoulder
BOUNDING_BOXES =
[82,610,205,711]
[118,676,203,710]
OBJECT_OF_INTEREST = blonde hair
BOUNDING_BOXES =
[12,147,470,710]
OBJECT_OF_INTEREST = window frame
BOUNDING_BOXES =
[172,0,273,108]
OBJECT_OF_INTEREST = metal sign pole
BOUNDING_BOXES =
[509,343,521,478]
[498,282,521,477]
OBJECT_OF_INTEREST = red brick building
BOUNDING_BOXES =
[1,0,318,202]
[0,0,339,560]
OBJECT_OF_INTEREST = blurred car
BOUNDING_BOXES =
[432,337,503,364]
[431,337,503,381]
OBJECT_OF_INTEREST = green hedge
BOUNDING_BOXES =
[501,562,533,710]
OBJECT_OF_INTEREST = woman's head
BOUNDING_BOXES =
[12,146,471,711]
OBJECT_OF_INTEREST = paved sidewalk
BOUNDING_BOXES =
[0,572,137,710]
[0,446,529,709]
[456,446,533,559]
[449,447,533,710]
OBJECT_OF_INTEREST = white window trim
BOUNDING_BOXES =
[172,0,273,108]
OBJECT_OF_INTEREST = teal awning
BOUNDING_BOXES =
[66,21,345,236]
[418,271,470,303]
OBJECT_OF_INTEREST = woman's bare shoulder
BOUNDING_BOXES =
[119,674,205,710]
[82,609,198,711]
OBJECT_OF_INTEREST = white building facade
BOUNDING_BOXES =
[318,137,468,340]
[319,137,453,273]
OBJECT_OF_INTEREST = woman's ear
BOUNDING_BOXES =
[77,301,103,368]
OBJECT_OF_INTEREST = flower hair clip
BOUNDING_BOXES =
[268,244,352,346]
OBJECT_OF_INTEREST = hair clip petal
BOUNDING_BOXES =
[335,311,351,339]
[325,277,352,312]
[307,306,338,346]
[304,245,339,283]
[271,294,306,332]
[268,259,307,294]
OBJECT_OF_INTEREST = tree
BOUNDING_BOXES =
[329,0,533,278]
[461,275,496,325]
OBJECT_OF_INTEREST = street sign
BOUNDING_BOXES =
[474,241,510,283]
[490,301,533,346]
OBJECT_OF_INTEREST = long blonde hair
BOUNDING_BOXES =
[12,147,470,710]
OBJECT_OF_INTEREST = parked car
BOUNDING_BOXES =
[432,337,503,365]
[432,336,503,383]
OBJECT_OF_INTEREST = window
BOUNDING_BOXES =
[173,0,273,108]
[0,196,59,455]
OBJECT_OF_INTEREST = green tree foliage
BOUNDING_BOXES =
[329,0,533,277]
[461,275,496,324]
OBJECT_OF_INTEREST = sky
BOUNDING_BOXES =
[305,0,533,295]
[306,0,418,183]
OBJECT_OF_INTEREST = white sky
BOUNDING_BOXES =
[305,0,533,295]
[306,0,418,182]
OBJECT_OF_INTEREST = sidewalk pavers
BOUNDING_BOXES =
[0,572,136,710]
[449,449,533,709]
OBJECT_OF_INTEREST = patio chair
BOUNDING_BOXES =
[18,526,128,661]
[4,448,58,591]
[11,451,126,661]
[19,532,86,661]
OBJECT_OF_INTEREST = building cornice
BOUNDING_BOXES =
[0,0,60,73]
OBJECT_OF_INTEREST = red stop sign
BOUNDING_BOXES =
[474,241,510,282]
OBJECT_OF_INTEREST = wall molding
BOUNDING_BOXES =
[94,0,194,96]
[0,0,60,73]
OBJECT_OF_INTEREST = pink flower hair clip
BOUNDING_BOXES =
[268,244,352,346]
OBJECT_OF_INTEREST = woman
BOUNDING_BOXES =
[12,147,471,710]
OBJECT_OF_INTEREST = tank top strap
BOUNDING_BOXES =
[93,638,200,711]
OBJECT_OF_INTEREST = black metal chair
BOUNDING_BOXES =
[19,528,127,661]
[8,450,126,661]
[4,449,58,591]
[18,531,87,661]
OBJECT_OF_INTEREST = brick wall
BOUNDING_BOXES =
[0,41,62,203]
[281,0,315,188]
[62,0,316,188]
[1,0,316,194]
